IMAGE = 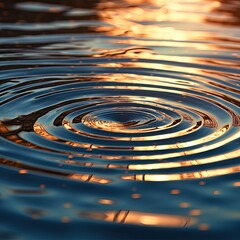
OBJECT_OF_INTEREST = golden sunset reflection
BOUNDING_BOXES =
[198,223,210,231]
[3,117,240,180]
[94,0,233,48]
[128,149,240,171]
[93,0,240,77]
[98,199,114,205]
[180,202,191,208]
[96,0,209,37]
[122,166,240,181]
[69,173,111,184]
[34,123,95,150]
[233,182,240,187]
[34,123,58,141]
[19,169,28,174]
[96,73,196,87]
[60,147,240,177]
[170,189,181,195]
[189,209,202,216]
[80,210,195,227]
[28,120,240,170]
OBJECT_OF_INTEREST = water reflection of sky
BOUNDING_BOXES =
[0,0,240,239]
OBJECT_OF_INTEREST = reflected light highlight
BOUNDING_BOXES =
[122,166,240,181]
[79,210,195,227]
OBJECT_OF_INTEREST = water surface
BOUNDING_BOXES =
[0,0,240,239]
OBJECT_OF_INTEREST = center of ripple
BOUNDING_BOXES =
[80,107,162,133]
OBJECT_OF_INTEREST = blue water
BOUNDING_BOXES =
[0,0,240,239]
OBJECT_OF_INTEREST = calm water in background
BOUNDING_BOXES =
[0,0,240,239]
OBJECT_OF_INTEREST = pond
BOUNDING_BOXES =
[0,0,239,239]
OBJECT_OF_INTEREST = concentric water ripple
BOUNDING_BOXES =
[0,0,240,239]
[1,64,239,182]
